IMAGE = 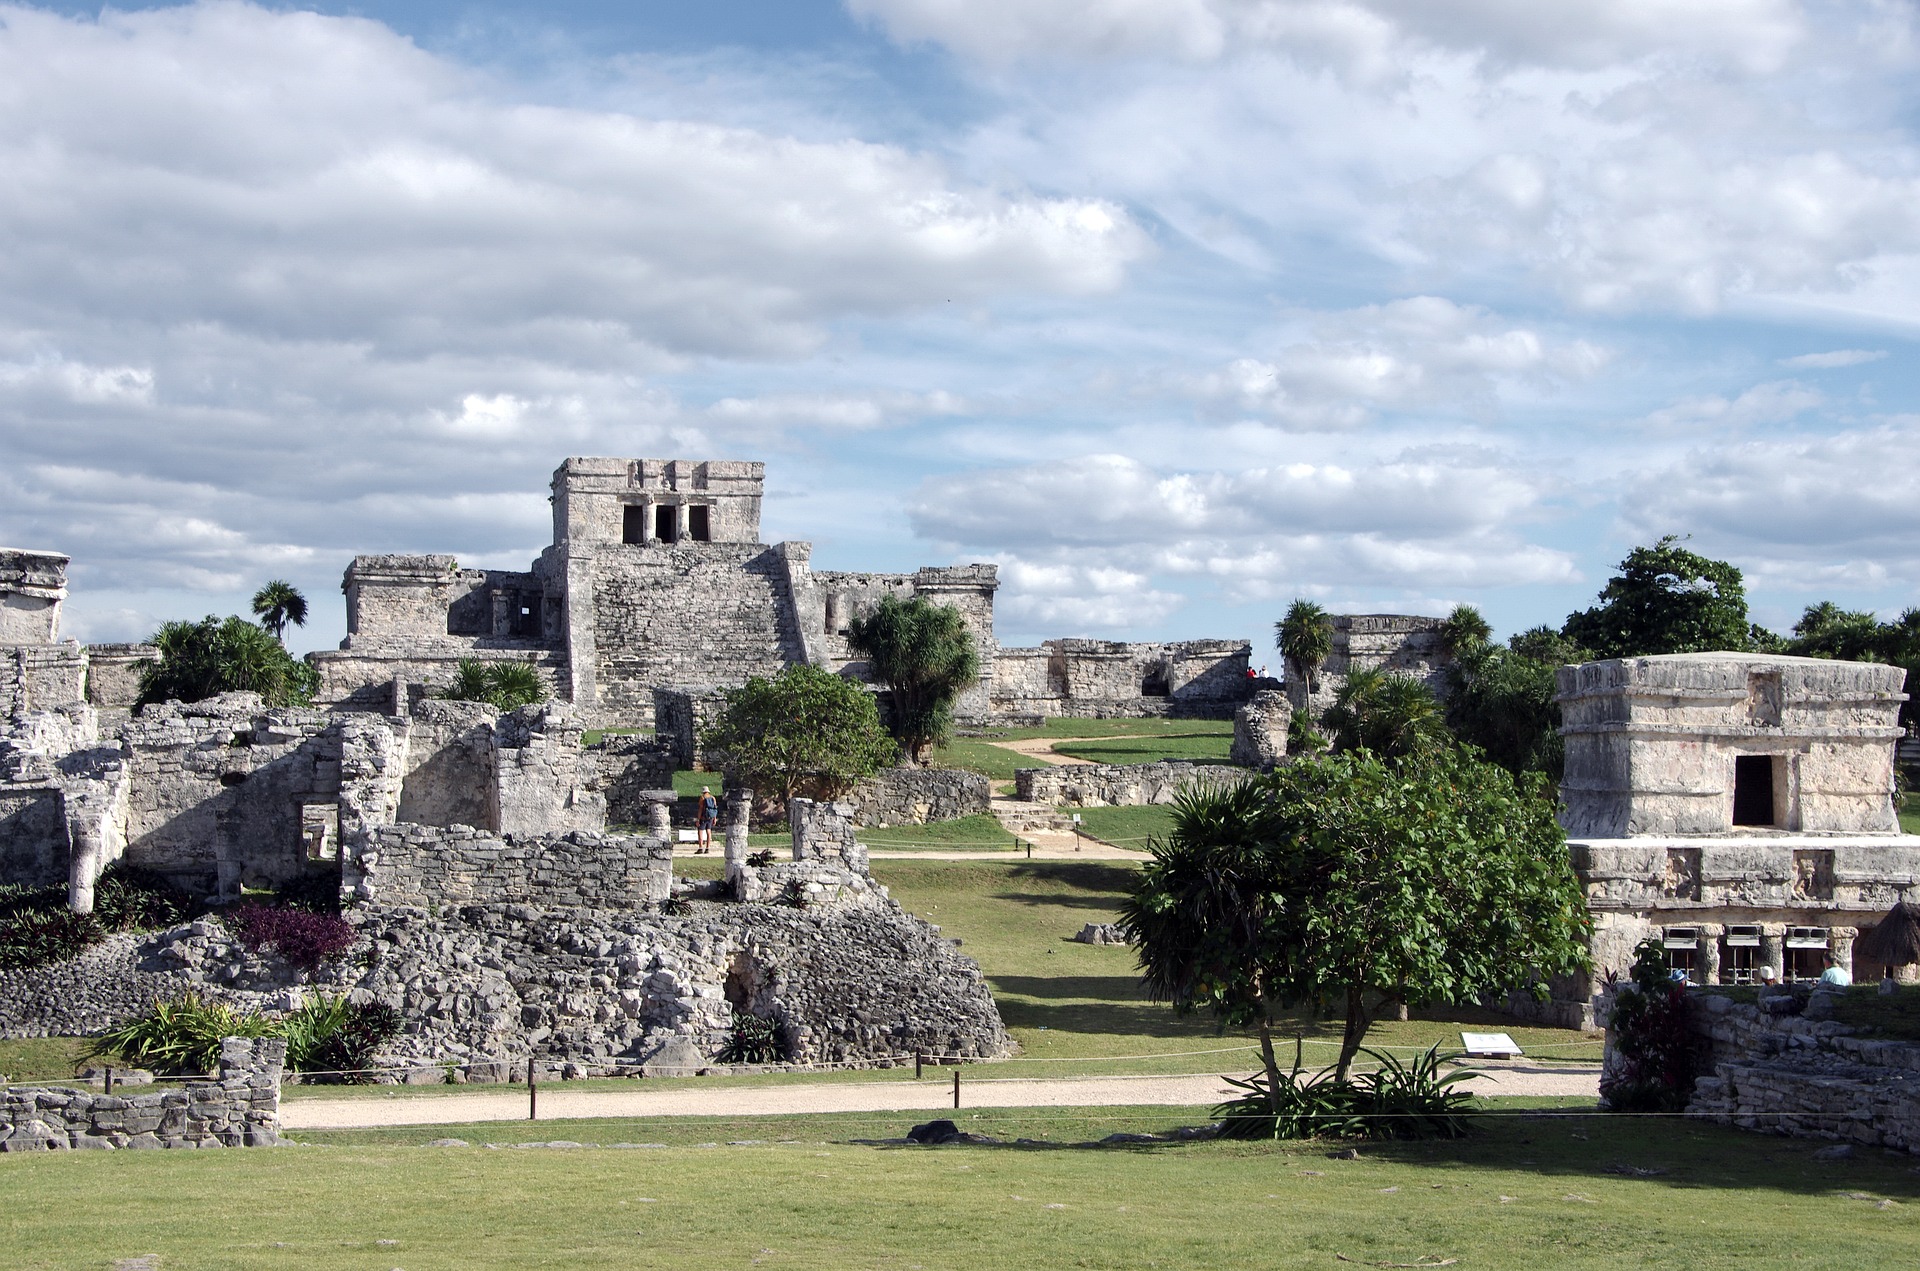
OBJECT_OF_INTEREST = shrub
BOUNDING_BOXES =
[746,849,777,867]
[718,1008,787,1064]
[281,995,402,1083]
[440,658,545,711]
[92,865,194,931]
[1601,938,1699,1113]
[225,902,356,973]
[0,909,105,971]
[91,993,276,1075]
[778,879,809,909]
[1213,1043,1477,1141]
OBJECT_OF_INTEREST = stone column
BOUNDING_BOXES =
[491,590,511,637]
[1760,924,1786,982]
[1830,926,1858,978]
[724,788,751,864]
[1695,926,1722,985]
[647,797,672,842]
[675,502,690,544]
[66,827,102,915]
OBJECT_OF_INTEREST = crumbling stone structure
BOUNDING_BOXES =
[1537,652,1920,1029]
[1289,614,1454,720]
[0,1036,283,1151]
[307,458,1252,728]
[1016,760,1247,808]
[1230,689,1291,769]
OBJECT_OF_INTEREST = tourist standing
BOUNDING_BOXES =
[696,785,719,854]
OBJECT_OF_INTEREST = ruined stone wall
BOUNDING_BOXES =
[578,544,805,727]
[0,644,88,717]
[395,698,495,829]
[591,734,676,826]
[652,685,728,769]
[1231,689,1291,768]
[0,787,66,888]
[1290,614,1453,720]
[1016,761,1248,808]
[493,704,606,835]
[0,1037,284,1151]
[842,767,990,828]
[988,640,1252,722]
[82,644,159,714]
[346,825,670,910]
[0,549,68,646]
[1559,654,1907,838]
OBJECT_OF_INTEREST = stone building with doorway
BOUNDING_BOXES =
[1540,652,1920,1027]
[1285,613,1455,720]
[310,457,1254,726]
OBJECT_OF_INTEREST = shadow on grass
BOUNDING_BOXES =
[988,890,1127,912]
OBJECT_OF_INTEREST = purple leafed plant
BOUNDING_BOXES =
[225,901,356,973]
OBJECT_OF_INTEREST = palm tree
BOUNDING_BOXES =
[1274,599,1334,698]
[251,581,309,644]
[1438,603,1492,657]
[1323,667,1445,761]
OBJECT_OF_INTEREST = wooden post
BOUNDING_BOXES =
[104,1067,114,1095]
[952,1068,960,1110]
[528,1062,537,1121]
[915,1053,923,1080]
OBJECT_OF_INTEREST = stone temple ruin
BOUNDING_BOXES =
[312,458,1254,725]
[1544,652,1920,1027]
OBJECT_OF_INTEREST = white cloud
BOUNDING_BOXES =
[1191,296,1606,427]
[997,557,1185,631]
[1642,381,1824,432]
[1780,348,1887,369]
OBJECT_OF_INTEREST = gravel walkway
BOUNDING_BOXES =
[280,1063,1600,1129]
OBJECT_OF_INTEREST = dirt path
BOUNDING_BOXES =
[280,1064,1599,1130]
[987,736,1097,766]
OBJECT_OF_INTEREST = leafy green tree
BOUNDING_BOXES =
[1321,668,1445,761]
[1443,627,1589,780]
[1124,749,1589,1082]
[1275,599,1334,699]
[846,594,980,764]
[438,659,545,711]
[701,664,898,806]
[250,580,309,644]
[138,616,318,708]
[1787,601,1886,663]
[1562,536,1756,658]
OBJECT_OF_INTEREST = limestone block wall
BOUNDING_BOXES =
[0,643,88,716]
[0,1036,284,1151]
[348,825,671,909]
[841,767,989,828]
[1016,761,1248,808]
[1231,690,1291,768]
[591,734,676,826]
[395,698,495,828]
[653,685,729,769]
[1290,615,1453,720]
[988,640,1253,721]
[1559,654,1907,838]
[82,643,159,712]
[0,549,68,645]
[789,797,867,872]
[493,704,605,836]
[553,457,766,550]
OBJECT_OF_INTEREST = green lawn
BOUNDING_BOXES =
[0,1037,92,1085]
[871,859,1599,1075]
[926,739,1048,780]
[1068,804,1177,850]
[1051,731,1235,765]
[7,1109,1919,1269]
[860,814,1016,851]
[979,717,1237,742]
[1901,793,1920,835]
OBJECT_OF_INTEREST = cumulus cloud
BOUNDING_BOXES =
[850,0,1803,70]
[1620,420,1920,587]
[1190,296,1606,427]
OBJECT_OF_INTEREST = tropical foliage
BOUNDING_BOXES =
[1213,1040,1478,1140]
[224,902,357,973]
[1562,536,1759,658]
[439,658,546,711]
[718,1007,788,1063]
[1274,598,1334,697]
[1599,938,1700,1113]
[91,992,401,1081]
[700,664,898,806]
[0,865,194,970]
[846,594,981,763]
[1124,749,1589,1085]
[1320,668,1446,761]
[250,580,309,643]
[138,615,318,708]
[1444,626,1588,780]
[1786,603,1920,727]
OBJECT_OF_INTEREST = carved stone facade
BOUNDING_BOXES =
[1531,652,1920,1029]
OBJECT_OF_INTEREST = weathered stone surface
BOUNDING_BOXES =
[1288,615,1453,721]
[1230,690,1291,769]
[1072,923,1133,946]
[0,1037,282,1151]
[842,767,990,828]
[345,825,672,910]
[1016,761,1246,808]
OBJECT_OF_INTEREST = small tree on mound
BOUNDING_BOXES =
[847,594,980,764]
[1124,748,1589,1084]
[701,664,898,807]
[138,615,318,708]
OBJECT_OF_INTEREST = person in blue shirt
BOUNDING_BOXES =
[695,785,720,855]
[1818,952,1852,987]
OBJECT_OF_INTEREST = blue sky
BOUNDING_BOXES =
[4,0,1919,658]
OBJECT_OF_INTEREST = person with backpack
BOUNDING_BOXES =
[695,785,720,854]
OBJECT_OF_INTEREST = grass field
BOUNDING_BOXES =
[1051,732,1235,765]
[1068,804,1177,850]
[7,1107,1919,1269]
[1902,793,1920,835]
[926,738,1047,780]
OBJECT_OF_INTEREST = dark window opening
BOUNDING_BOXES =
[1733,755,1775,826]
[218,771,249,788]
[1141,668,1171,697]
[510,596,540,638]
[688,505,711,542]
[655,505,677,543]
[1723,943,1758,984]
[622,504,647,544]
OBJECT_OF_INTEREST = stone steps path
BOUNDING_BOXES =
[280,1064,1601,1130]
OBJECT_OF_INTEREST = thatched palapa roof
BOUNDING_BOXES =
[1856,901,1920,968]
